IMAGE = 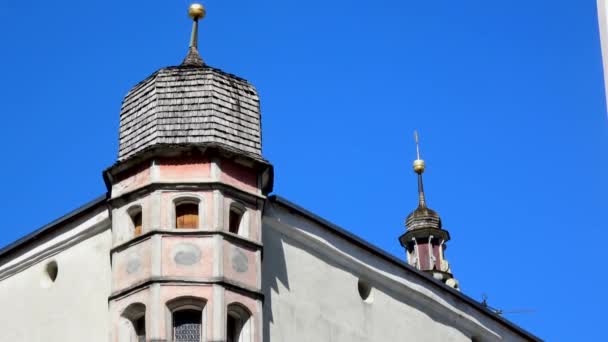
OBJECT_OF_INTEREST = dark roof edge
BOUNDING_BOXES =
[0,195,108,260]
[268,195,542,342]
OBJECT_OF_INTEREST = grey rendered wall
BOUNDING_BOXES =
[0,211,112,342]
[262,202,527,342]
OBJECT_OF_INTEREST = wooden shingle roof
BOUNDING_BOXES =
[118,64,262,161]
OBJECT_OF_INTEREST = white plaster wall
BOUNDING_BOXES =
[262,202,529,342]
[0,212,112,342]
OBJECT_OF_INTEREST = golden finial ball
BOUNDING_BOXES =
[189,3,206,20]
[413,159,425,174]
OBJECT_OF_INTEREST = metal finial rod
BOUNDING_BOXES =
[190,20,199,48]
[182,4,206,66]
[188,4,206,49]
[412,130,427,208]
[418,174,427,208]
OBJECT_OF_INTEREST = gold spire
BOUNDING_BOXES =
[413,130,427,208]
[182,4,206,66]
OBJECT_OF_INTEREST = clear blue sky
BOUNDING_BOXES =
[1,1,606,340]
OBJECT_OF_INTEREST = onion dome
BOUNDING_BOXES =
[117,4,262,162]
[406,206,442,230]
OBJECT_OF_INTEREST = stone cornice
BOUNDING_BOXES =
[110,229,263,255]
[108,276,263,301]
[107,181,265,208]
[103,144,274,195]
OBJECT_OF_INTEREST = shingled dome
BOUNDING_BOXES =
[118,64,262,161]
[405,206,442,231]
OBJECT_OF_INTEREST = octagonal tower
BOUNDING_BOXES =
[103,5,272,342]
[398,132,458,290]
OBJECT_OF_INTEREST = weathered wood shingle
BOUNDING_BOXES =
[118,65,262,161]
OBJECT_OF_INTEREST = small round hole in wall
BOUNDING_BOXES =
[40,260,58,288]
[357,279,373,303]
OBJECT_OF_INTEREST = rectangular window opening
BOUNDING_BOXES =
[173,309,202,342]
[132,212,143,236]
[229,210,242,234]
[135,316,145,342]
[176,203,199,229]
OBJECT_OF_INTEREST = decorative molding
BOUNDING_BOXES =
[108,276,263,302]
[110,229,262,255]
[108,181,264,209]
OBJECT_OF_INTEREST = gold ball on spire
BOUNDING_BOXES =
[413,159,425,174]
[188,3,206,20]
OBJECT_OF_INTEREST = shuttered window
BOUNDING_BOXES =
[132,212,143,236]
[176,203,199,229]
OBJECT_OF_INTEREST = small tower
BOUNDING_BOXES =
[104,5,271,342]
[399,131,459,290]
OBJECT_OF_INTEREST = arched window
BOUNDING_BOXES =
[128,206,143,237]
[228,203,247,236]
[166,297,207,342]
[132,212,143,236]
[176,202,199,229]
[227,303,252,342]
[229,208,243,234]
[120,303,146,342]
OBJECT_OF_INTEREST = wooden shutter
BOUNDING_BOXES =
[176,203,199,229]
[132,212,143,236]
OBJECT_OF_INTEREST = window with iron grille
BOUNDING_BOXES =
[173,309,201,342]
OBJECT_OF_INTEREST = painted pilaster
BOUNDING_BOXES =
[149,283,162,340]
[150,191,162,231]
[211,158,221,181]
[213,234,224,278]
[213,190,224,231]
[212,285,226,341]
